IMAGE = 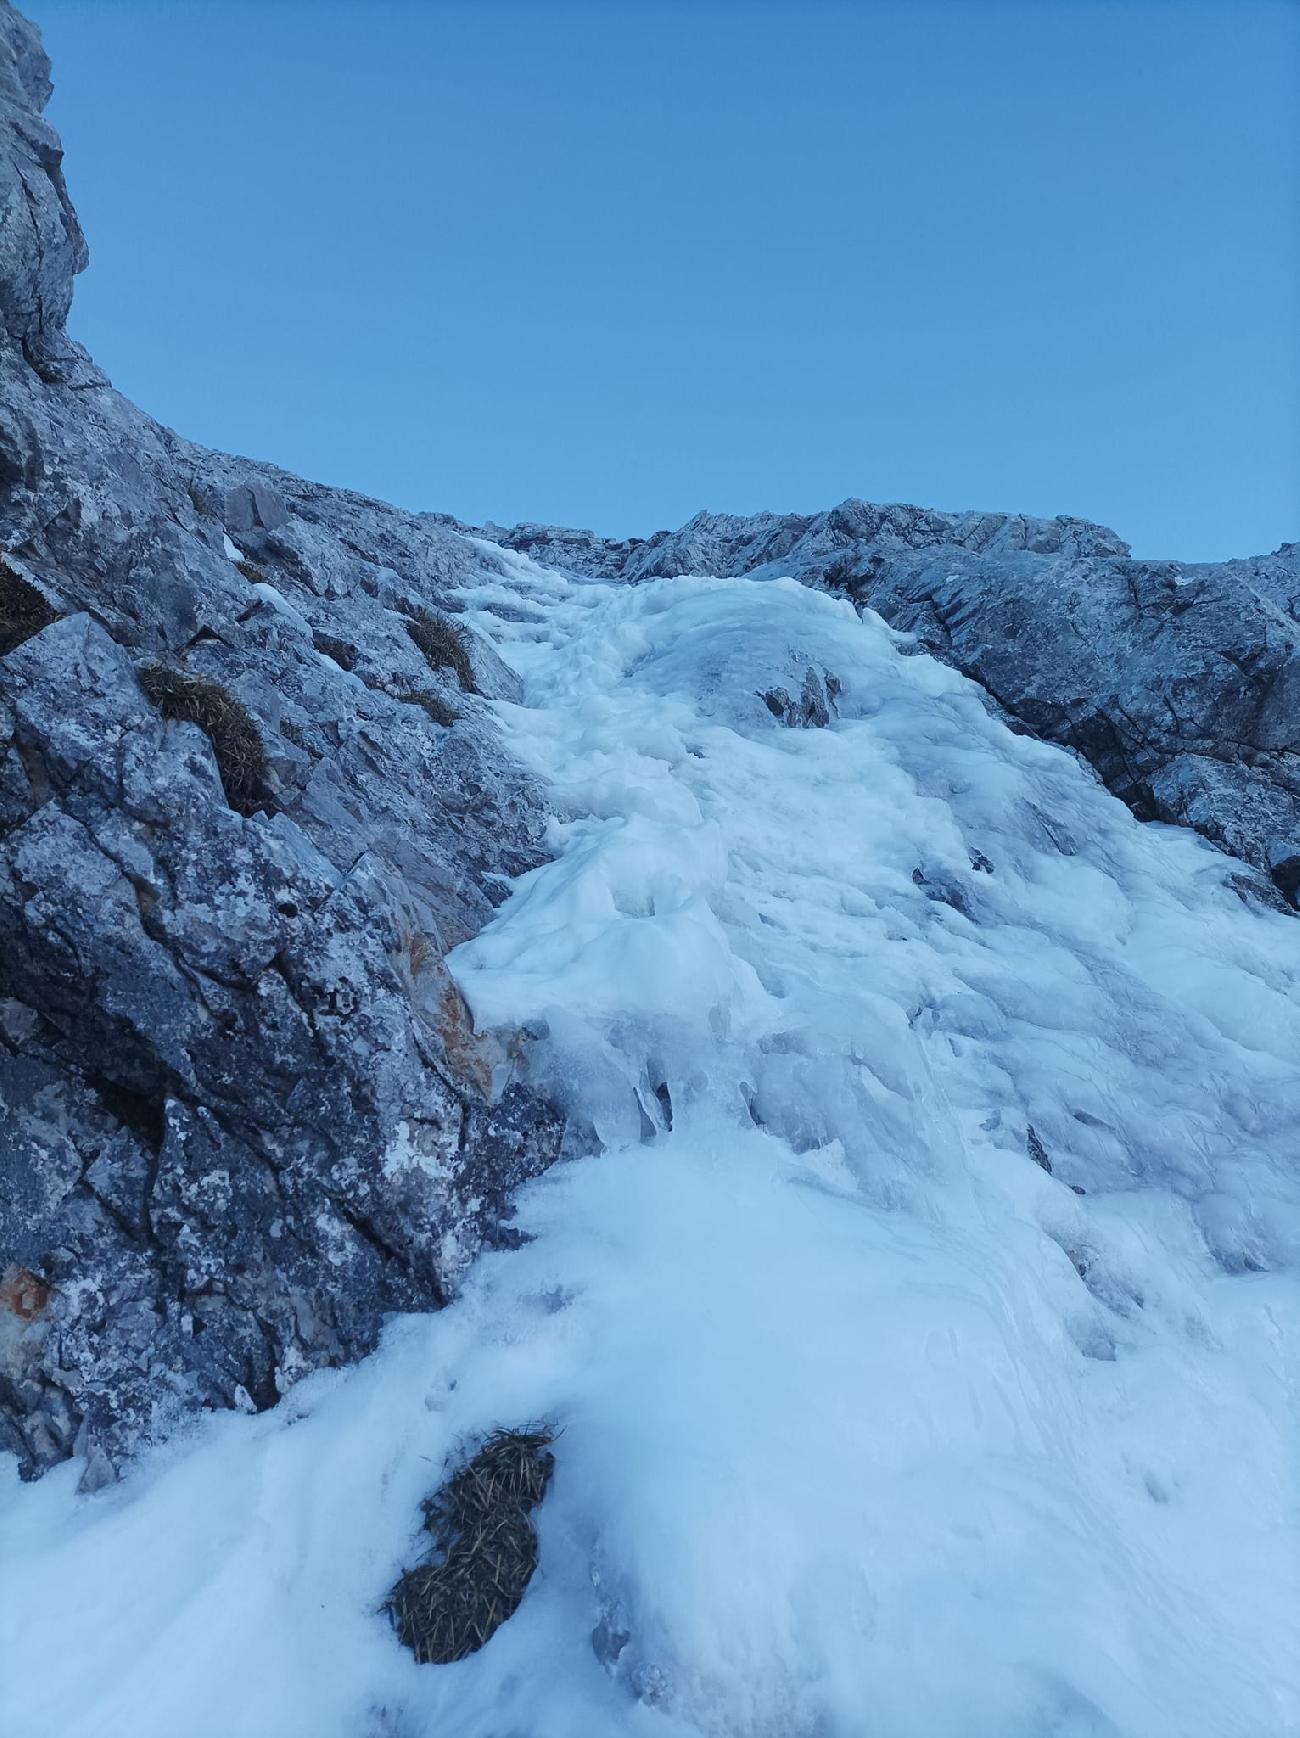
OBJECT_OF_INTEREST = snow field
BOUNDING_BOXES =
[3,549,1297,1737]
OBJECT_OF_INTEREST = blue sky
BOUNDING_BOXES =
[31,0,1300,560]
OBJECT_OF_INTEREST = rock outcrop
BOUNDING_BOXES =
[0,1,85,357]
[0,1,564,1482]
[486,505,1300,903]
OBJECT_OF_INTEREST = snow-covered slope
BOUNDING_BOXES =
[486,502,1300,908]
[5,548,1296,1738]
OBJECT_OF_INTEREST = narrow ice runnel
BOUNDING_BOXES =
[3,548,1297,1738]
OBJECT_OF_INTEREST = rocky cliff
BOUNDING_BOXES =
[0,1,565,1482]
[2,0,1297,1486]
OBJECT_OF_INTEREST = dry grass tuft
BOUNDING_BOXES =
[0,561,59,658]
[388,1428,554,1664]
[401,689,458,728]
[139,665,269,815]
[405,609,476,693]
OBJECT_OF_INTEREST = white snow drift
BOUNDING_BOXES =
[2,550,1297,1737]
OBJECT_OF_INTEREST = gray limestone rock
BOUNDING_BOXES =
[0,2,86,351]
[0,0,565,1481]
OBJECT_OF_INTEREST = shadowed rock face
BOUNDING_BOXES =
[484,508,1300,906]
[0,1,564,1482]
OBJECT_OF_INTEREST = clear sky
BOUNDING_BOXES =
[29,0,1300,561]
